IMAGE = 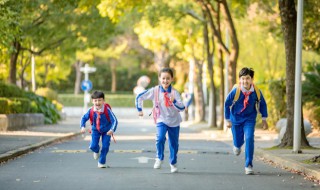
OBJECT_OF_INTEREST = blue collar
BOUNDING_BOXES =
[159,85,172,93]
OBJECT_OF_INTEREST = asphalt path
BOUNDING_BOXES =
[0,118,318,190]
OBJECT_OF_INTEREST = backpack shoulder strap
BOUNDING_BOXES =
[253,84,261,101]
[104,104,111,122]
[89,107,94,125]
[154,86,159,105]
[171,87,175,100]
[233,84,241,103]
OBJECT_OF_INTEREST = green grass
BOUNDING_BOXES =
[58,94,153,107]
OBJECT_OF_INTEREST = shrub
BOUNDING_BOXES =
[35,87,58,101]
[0,98,9,114]
[0,82,25,97]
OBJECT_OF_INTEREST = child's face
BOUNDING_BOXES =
[240,75,253,90]
[159,72,173,90]
[92,98,104,110]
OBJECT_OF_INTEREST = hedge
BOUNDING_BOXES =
[58,94,153,107]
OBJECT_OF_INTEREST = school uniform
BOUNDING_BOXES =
[80,104,118,165]
[136,85,185,165]
[224,84,268,168]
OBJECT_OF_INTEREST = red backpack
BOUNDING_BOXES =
[89,103,112,125]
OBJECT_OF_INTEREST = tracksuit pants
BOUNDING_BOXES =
[231,120,255,167]
[156,122,180,165]
[90,130,111,164]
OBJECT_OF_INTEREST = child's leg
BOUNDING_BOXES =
[99,133,111,164]
[231,123,245,148]
[243,121,256,167]
[167,126,180,165]
[90,131,101,153]
[156,122,168,161]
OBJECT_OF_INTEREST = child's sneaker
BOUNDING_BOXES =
[153,158,162,169]
[170,164,178,173]
[245,166,254,175]
[93,152,99,160]
[233,146,241,156]
[98,162,106,168]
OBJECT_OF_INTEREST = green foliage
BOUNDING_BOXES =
[25,92,60,124]
[58,94,153,107]
[0,98,9,114]
[0,82,25,97]
[35,87,58,101]
[302,63,320,103]
[0,82,60,124]
[302,62,320,130]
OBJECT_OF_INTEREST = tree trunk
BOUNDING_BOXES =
[278,0,309,147]
[111,60,117,92]
[203,10,217,127]
[9,40,21,85]
[74,60,83,95]
[218,48,225,128]
[194,59,205,122]
[220,0,239,89]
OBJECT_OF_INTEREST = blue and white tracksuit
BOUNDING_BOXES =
[80,105,118,165]
[224,85,268,168]
[136,85,185,165]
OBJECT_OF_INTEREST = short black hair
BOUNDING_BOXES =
[239,67,254,78]
[159,67,174,78]
[91,91,105,99]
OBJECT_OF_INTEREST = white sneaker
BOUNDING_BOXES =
[245,166,254,175]
[98,162,106,168]
[233,146,241,156]
[93,152,99,160]
[170,164,178,173]
[153,158,162,169]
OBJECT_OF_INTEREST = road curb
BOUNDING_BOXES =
[0,132,81,163]
[255,148,320,180]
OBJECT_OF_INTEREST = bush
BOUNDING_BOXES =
[35,87,58,101]
[0,98,9,114]
[0,82,25,97]
[58,93,153,107]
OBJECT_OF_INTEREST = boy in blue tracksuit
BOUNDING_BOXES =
[224,67,268,175]
[80,91,118,168]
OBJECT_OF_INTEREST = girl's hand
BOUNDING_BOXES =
[138,111,143,117]
[80,127,86,133]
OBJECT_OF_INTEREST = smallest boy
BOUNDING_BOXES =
[80,90,118,168]
[224,67,268,175]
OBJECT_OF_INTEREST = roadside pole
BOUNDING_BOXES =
[293,0,304,153]
[80,64,96,113]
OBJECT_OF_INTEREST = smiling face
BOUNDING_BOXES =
[159,72,173,90]
[92,98,104,110]
[239,75,253,90]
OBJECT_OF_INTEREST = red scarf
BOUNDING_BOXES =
[240,91,252,113]
[95,111,103,132]
[163,92,173,107]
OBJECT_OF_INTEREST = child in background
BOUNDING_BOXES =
[135,68,185,173]
[80,90,118,168]
[224,67,268,175]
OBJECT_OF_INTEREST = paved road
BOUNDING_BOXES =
[0,118,318,190]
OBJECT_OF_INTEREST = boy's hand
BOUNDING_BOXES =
[226,121,232,128]
[107,130,114,136]
[262,120,268,130]
[80,127,86,133]
[138,111,143,117]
